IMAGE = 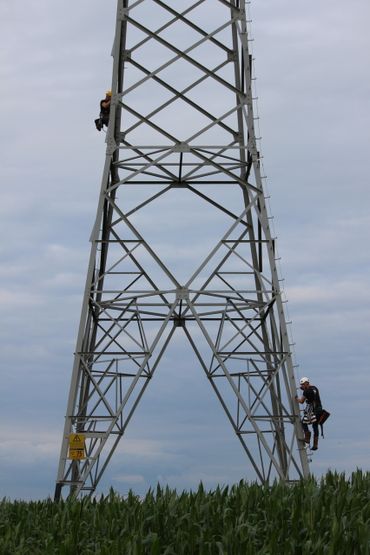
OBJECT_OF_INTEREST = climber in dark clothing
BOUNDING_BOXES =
[296,377,322,451]
[95,90,112,131]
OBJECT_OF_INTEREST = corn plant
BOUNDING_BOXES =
[0,470,369,554]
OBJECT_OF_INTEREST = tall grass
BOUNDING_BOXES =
[0,470,369,554]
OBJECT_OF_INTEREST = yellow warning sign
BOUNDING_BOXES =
[68,434,86,459]
[68,433,85,450]
[68,448,85,460]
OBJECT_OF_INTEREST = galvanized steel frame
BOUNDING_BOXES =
[55,0,309,500]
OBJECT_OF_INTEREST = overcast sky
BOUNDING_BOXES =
[1,0,369,500]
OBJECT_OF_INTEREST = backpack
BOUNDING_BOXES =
[316,408,330,437]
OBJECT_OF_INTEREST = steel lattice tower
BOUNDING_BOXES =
[55,0,309,500]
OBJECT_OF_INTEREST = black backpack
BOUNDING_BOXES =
[316,408,330,437]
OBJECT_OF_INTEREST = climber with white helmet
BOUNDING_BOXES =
[296,377,322,451]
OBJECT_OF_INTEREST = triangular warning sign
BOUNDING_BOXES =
[68,433,85,449]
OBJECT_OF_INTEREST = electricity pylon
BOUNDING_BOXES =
[55,0,309,500]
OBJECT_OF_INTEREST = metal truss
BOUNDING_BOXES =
[55,0,309,500]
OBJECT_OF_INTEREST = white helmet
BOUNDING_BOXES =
[299,377,309,385]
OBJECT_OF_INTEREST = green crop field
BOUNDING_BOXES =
[0,471,369,554]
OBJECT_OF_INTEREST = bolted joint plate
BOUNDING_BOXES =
[173,142,190,153]
[176,287,189,301]
[122,49,132,61]
[231,6,245,20]
[227,51,237,63]
[117,6,128,21]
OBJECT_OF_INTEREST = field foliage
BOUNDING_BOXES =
[0,470,369,554]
